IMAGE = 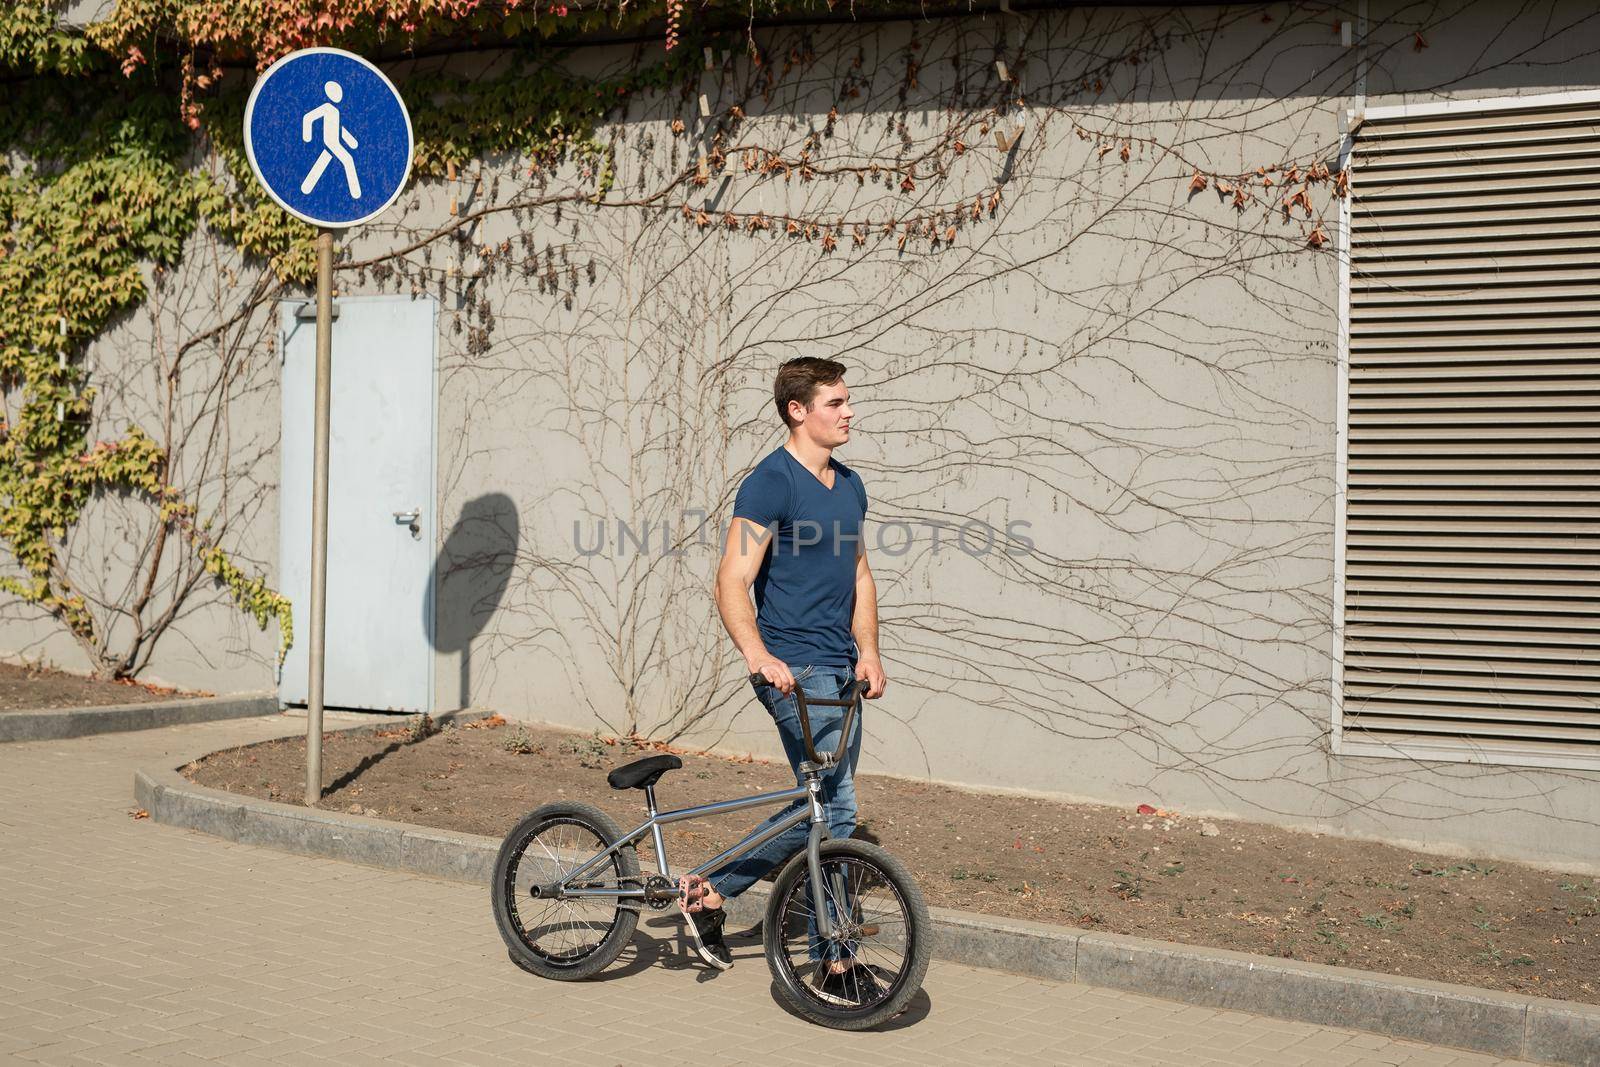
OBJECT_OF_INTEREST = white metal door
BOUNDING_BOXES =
[278,295,436,712]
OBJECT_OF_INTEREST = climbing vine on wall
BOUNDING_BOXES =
[0,71,302,675]
[1,2,1347,681]
[0,3,722,677]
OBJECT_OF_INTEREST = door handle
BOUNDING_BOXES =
[393,508,422,540]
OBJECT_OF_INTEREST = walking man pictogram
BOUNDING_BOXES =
[300,80,361,199]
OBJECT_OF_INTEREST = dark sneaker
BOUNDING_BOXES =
[812,961,884,1005]
[682,905,733,970]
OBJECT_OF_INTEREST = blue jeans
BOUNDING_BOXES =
[707,664,863,903]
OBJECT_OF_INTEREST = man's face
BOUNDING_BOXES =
[793,379,853,446]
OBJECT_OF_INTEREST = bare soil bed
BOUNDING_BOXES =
[187,716,1599,1005]
[1,661,203,711]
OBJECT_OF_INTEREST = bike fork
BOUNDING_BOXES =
[804,778,837,942]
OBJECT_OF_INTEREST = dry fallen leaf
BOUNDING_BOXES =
[129,809,149,820]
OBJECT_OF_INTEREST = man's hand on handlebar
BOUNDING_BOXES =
[747,657,798,695]
[854,656,887,699]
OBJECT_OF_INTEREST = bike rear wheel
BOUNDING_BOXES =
[763,838,930,1029]
[491,801,641,981]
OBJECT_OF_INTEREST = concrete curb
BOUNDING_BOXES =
[1,691,279,743]
[136,738,1600,1066]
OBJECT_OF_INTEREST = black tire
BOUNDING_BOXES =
[763,839,930,1030]
[491,801,641,981]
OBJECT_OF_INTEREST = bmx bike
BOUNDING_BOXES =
[490,675,929,1029]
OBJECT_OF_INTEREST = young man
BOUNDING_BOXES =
[680,357,887,998]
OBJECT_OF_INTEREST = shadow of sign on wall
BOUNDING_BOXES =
[430,493,519,711]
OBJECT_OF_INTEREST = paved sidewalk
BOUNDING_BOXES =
[0,717,1536,1066]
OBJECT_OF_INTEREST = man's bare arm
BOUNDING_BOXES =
[715,518,798,693]
[852,546,887,698]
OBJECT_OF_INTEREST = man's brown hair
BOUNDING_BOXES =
[774,357,846,428]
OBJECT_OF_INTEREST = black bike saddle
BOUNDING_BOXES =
[606,754,682,791]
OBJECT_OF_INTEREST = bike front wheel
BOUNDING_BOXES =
[491,801,641,981]
[763,838,930,1030]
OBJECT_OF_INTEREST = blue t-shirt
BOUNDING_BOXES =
[733,447,868,669]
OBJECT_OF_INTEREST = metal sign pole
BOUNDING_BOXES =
[305,228,334,806]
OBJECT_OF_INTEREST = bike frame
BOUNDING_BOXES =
[542,678,871,944]
[557,780,818,884]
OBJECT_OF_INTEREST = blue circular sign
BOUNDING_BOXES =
[244,48,413,229]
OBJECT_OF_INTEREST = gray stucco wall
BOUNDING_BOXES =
[5,0,1596,870]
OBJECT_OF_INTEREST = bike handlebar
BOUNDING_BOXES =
[748,673,871,767]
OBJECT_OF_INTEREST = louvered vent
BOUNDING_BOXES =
[1339,96,1600,764]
